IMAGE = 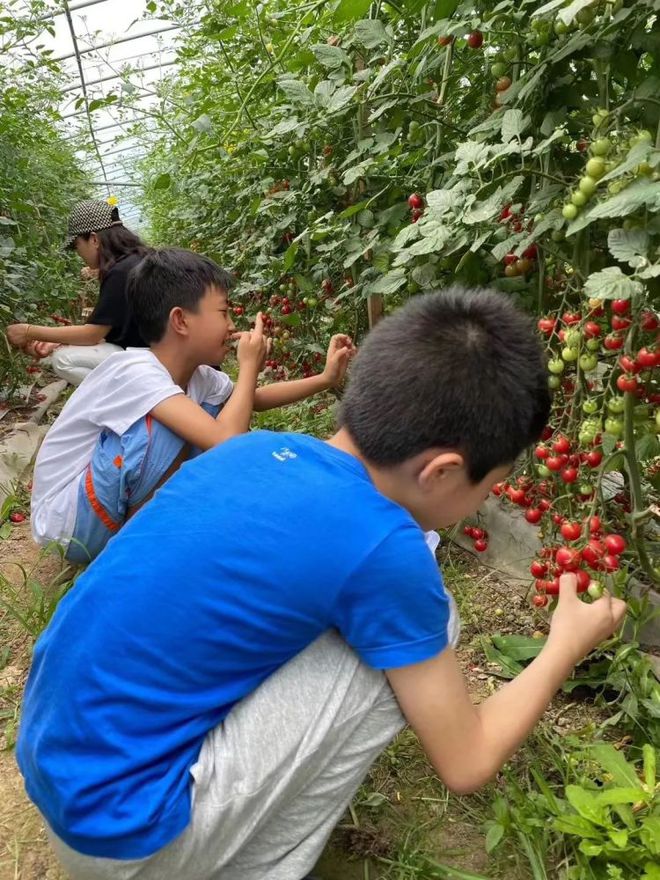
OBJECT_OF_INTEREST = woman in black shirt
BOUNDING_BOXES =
[6,200,149,385]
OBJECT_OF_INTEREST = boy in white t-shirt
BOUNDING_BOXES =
[31,248,354,563]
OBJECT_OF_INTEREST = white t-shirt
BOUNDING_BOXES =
[31,350,233,547]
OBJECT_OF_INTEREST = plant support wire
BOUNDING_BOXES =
[62,0,111,195]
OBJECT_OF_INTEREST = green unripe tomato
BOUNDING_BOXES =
[548,358,565,375]
[608,180,625,195]
[582,399,599,415]
[586,338,601,352]
[604,417,624,437]
[578,175,597,196]
[571,190,587,207]
[579,354,598,372]
[551,228,565,242]
[607,395,625,414]
[591,138,611,157]
[554,20,568,34]
[537,465,551,478]
[562,347,579,362]
[577,6,595,25]
[587,579,604,599]
[562,204,578,221]
[630,130,653,147]
[490,62,507,77]
[586,157,606,179]
[565,329,581,348]
[548,375,561,390]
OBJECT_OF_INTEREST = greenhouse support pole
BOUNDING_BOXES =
[367,296,384,328]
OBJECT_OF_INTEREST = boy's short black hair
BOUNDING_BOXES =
[339,287,551,483]
[128,247,235,344]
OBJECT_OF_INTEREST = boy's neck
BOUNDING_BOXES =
[149,341,200,390]
[327,428,412,515]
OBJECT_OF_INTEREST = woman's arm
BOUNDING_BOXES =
[6,322,110,348]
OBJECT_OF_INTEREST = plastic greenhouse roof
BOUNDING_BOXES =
[9,0,182,228]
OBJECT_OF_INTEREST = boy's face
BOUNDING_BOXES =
[188,285,236,364]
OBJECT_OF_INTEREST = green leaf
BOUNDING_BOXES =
[641,818,660,855]
[590,744,643,789]
[339,199,371,219]
[643,743,656,789]
[552,815,601,839]
[326,85,358,113]
[599,142,651,184]
[482,640,522,679]
[263,118,301,138]
[0,523,12,540]
[490,635,546,661]
[312,43,349,68]
[277,77,315,105]
[501,109,527,143]
[425,189,455,215]
[583,267,644,302]
[558,0,598,25]
[282,242,298,272]
[531,0,566,16]
[578,841,604,857]
[596,786,649,806]
[607,828,629,849]
[607,228,649,268]
[642,861,660,880]
[153,172,172,191]
[391,223,421,250]
[565,786,606,825]
[335,0,371,20]
[366,268,407,295]
[354,20,391,48]
[568,180,660,236]
[636,434,660,462]
[485,822,504,854]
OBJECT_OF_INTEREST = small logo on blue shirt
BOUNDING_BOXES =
[272,447,298,462]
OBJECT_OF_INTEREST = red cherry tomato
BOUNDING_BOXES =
[604,534,626,556]
[611,299,630,315]
[560,521,582,541]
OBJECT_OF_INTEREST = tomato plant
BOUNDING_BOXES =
[133,0,659,602]
[0,5,88,397]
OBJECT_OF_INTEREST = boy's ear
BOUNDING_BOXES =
[417,451,466,491]
[169,306,189,336]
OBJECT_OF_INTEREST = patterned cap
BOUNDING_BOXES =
[64,200,123,250]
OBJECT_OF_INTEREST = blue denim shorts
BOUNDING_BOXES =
[67,403,219,564]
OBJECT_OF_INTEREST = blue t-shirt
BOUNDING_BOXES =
[17,432,450,860]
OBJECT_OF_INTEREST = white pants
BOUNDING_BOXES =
[50,343,122,386]
[46,632,406,880]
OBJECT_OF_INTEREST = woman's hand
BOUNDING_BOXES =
[6,323,30,350]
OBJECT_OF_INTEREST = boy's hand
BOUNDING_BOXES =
[235,312,269,373]
[547,573,627,665]
[322,334,356,387]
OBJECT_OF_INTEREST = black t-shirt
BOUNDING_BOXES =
[88,252,146,349]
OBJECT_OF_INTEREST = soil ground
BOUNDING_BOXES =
[0,513,605,880]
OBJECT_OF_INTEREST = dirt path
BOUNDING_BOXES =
[0,522,70,880]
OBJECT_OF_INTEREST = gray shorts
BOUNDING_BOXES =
[46,631,406,880]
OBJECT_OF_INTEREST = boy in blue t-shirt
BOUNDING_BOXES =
[17,288,626,880]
